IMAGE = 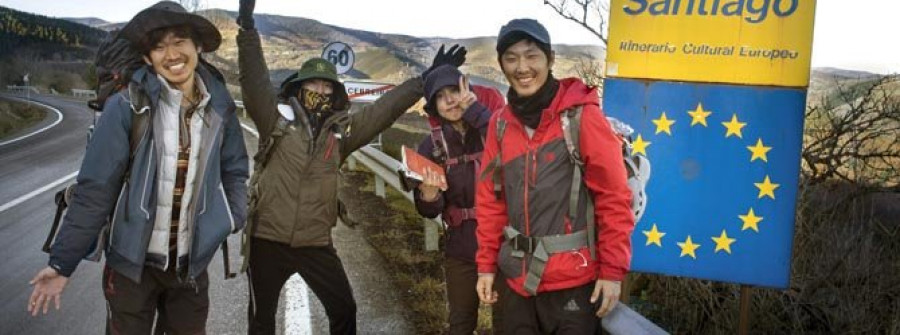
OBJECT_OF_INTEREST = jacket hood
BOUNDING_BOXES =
[547,77,598,114]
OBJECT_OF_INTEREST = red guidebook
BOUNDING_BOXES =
[400,145,447,189]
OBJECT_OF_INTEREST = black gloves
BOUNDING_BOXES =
[423,44,467,79]
[237,0,256,30]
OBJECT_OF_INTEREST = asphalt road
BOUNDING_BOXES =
[0,93,413,334]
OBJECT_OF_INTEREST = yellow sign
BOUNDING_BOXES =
[605,0,817,87]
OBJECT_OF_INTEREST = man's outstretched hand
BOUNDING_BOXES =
[27,267,68,316]
[423,44,467,79]
[238,0,256,30]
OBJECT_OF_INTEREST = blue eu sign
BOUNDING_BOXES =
[604,78,806,288]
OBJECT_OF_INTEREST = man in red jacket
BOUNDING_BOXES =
[475,18,635,333]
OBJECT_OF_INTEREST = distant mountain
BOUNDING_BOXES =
[60,17,123,32]
[808,68,889,107]
[97,22,126,32]
[813,67,880,80]
[61,17,109,28]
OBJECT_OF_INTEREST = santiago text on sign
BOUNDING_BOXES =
[623,0,799,23]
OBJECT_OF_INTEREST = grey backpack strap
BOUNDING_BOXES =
[116,84,151,222]
[125,83,150,165]
[479,118,507,200]
[561,106,596,261]
[561,107,584,166]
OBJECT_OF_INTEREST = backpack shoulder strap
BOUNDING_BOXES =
[126,83,150,160]
[479,117,507,200]
[427,117,449,164]
[561,106,584,167]
[560,106,596,260]
[255,113,290,169]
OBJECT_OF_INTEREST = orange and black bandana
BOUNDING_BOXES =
[300,88,333,113]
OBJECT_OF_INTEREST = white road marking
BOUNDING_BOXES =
[0,97,65,147]
[0,171,78,214]
[285,274,313,334]
[239,119,313,334]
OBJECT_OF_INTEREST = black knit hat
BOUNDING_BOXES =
[496,18,552,58]
[120,1,221,52]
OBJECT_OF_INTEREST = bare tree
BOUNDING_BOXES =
[574,58,603,87]
[802,75,900,189]
[543,0,609,46]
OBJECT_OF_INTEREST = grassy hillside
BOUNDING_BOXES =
[201,9,603,90]
[0,6,106,59]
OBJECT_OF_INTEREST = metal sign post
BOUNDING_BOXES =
[23,73,30,102]
[739,285,753,335]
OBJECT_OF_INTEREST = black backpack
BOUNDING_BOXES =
[88,30,144,112]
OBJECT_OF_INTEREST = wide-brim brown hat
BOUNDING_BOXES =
[120,1,221,52]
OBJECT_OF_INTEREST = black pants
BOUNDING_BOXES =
[444,257,505,335]
[247,237,357,335]
[103,265,210,335]
[502,282,600,334]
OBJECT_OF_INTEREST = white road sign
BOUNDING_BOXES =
[344,81,395,103]
[322,42,355,75]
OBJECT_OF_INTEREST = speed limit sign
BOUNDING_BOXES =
[322,42,355,75]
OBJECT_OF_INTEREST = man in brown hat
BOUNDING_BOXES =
[27,2,249,333]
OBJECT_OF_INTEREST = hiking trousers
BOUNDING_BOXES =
[444,257,505,335]
[501,282,600,334]
[247,237,357,335]
[103,265,210,335]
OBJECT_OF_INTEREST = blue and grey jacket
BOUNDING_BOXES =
[49,66,249,283]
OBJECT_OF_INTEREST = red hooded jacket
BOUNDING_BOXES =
[475,78,634,296]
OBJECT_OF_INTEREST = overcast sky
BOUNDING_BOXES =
[2,0,898,74]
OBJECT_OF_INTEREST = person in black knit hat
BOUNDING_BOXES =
[476,18,636,334]
[413,64,506,334]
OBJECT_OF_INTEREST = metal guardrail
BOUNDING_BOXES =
[347,145,443,251]
[71,89,97,99]
[6,85,40,94]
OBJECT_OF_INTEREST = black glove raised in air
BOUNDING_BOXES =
[237,0,256,30]
[422,44,467,79]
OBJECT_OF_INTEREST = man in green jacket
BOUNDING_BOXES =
[235,1,465,334]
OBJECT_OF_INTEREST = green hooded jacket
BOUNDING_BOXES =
[237,28,423,254]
